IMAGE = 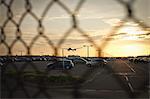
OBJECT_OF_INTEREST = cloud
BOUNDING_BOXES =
[110,33,127,36]
[102,18,121,26]
[14,14,22,19]
[41,15,70,21]
[124,22,139,26]
[78,16,104,20]
[137,32,150,36]
[35,34,103,45]
[90,35,103,40]
[102,18,141,27]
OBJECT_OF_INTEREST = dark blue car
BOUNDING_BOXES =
[47,59,74,70]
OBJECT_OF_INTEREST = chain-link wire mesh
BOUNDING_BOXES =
[0,0,150,98]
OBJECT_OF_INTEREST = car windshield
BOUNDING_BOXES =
[93,59,103,61]
[64,61,71,64]
[55,60,71,64]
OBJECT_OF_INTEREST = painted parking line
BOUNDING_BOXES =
[120,60,136,73]
[82,68,105,85]
[114,73,135,76]
[128,83,134,92]
[124,75,134,93]
[130,62,148,72]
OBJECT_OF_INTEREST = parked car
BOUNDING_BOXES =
[106,58,116,62]
[47,59,74,70]
[25,58,32,62]
[67,57,88,64]
[129,57,150,63]
[14,58,24,62]
[140,57,150,63]
[0,62,3,66]
[86,58,107,67]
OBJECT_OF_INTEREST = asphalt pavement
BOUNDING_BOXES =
[1,59,149,98]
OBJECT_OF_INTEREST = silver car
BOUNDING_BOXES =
[86,58,107,67]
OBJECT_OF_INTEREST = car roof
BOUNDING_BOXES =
[92,58,103,60]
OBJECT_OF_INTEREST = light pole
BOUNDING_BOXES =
[83,45,93,57]
[19,50,23,56]
[40,51,44,56]
[61,48,75,57]
[62,48,68,57]
[62,48,64,57]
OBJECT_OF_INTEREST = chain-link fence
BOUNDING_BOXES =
[0,0,150,98]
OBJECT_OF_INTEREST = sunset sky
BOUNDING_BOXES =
[0,0,150,57]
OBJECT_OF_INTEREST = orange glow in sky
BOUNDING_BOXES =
[0,0,149,57]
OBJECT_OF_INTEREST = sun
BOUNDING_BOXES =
[119,27,140,35]
[104,42,148,57]
[117,25,146,40]
[121,44,147,56]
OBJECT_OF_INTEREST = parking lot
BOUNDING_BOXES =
[1,56,150,98]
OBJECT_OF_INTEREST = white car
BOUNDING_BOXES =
[67,57,88,64]
[86,58,107,67]
[0,62,3,66]
[141,57,150,63]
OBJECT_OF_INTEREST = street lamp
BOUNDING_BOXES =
[83,45,93,57]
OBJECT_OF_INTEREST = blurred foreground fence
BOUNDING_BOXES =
[0,0,149,56]
[0,0,150,98]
